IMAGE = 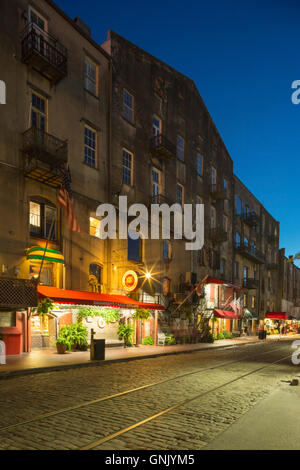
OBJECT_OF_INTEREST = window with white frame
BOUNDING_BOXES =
[85,57,98,95]
[122,149,133,185]
[211,166,217,186]
[152,168,162,199]
[29,197,57,240]
[123,89,134,123]
[31,92,47,131]
[177,135,185,161]
[84,126,97,168]
[153,116,161,136]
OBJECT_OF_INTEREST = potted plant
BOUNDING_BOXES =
[117,323,134,347]
[55,337,68,354]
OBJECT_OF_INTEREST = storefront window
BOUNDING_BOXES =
[0,311,16,327]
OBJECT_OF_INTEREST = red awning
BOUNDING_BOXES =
[265,312,289,320]
[37,286,164,310]
[206,277,242,291]
[214,309,241,319]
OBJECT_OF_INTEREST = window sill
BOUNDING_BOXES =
[82,161,99,171]
[122,115,136,127]
[84,88,100,100]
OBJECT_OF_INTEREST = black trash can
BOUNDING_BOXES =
[93,339,105,360]
[258,329,265,340]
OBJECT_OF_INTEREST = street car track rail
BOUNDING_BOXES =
[0,344,285,433]
[80,352,293,450]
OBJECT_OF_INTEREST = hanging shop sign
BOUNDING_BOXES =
[122,270,138,292]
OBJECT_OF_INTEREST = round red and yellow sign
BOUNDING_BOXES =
[122,270,138,292]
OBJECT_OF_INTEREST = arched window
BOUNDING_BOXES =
[29,196,57,240]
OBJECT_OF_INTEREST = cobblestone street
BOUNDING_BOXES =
[0,339,298,450]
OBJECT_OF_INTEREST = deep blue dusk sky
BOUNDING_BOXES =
[56,0,300,264]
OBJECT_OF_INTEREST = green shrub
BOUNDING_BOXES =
[165,333,176,345]
[222,330,233,339]
[142,336,154,345]
[216,332,225,340]
[201,333,215,343]
[57,322,88,351]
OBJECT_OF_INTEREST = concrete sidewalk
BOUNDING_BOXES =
[205,379,300,450]
[0,334,297,379]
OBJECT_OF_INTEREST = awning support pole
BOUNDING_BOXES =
[37,214,56,283]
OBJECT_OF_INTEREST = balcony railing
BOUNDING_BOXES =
[150,134,176,160]
[243,211,259,227]
[23,127,68,166]
[235,243,265,264]
[22,128,68,188]
[243,278,259,290]
[21,23,68,84]
[210,183,227,200]
[210,227,228,243]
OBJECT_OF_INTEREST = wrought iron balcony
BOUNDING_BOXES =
[243,278,259,290]
[210,183,227,200]
[0,278,37,309]
[21,23,68,84]
[235,243,265,264]
[243,211,259,227]
[150,134,176,160]
[210,227,228,243]
[22,127,68,188]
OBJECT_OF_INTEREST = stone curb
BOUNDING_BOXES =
[0,339,264,380]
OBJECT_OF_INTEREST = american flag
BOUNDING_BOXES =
[58,167,80,233]
[230,297,244,315]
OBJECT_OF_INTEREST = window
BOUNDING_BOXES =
[85,57,98,95]
[89,217,100,237]
[176,183,184,206]
[244,205,250,217]
[244,237,249,247]
[251,296,256,309]
[123,89,134,123]
[163,241,171,259]
[211,167,217,186]
[128,230,141,262]
[235,196,242,215]
[243,294,248,307]
[224,178,228,194]
[234,261,239,279]
[0,311,16,328]
[31,92,47,131]
[122,149,133,185]
[29,7,47,31]
[210,206,216,229]
[152,168,162,199]
[197,153,203,176]
[177,135,185,161]
[84,126,97,168]
[29,197,57,240]
[220,258,226,275]
[243,266,248,279]
[153,116,161,137]
[222,214,228,232]
[235,232,241,247]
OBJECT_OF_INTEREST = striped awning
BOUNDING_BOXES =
[27,246,65,264]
